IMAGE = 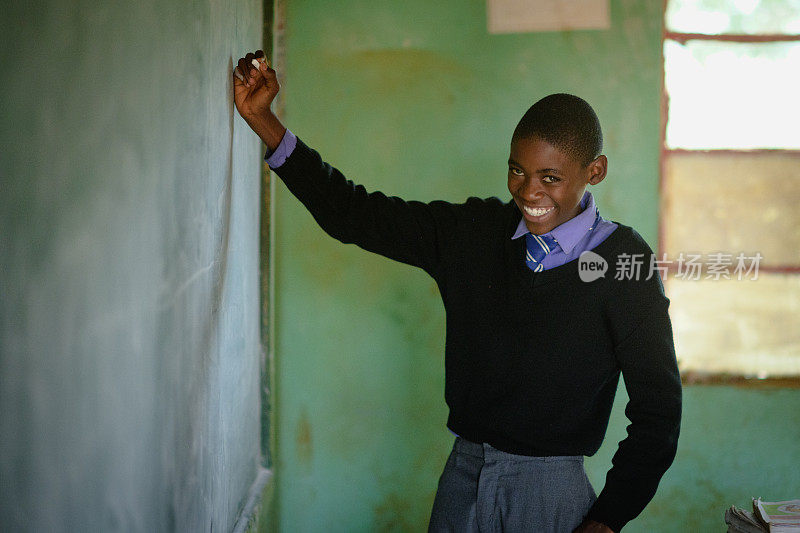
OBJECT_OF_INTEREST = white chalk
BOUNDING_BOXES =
[234,57,268,82]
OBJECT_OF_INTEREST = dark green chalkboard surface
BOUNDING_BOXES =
[1,1,265,530]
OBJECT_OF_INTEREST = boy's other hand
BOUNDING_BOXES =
[233,49,280,122]
[573,519,614,533]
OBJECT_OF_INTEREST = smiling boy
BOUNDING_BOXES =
[234,50,682,533]
[508,134,606,237]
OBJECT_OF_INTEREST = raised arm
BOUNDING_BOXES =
[232,50,461,280]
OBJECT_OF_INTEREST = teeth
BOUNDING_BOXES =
[523,206,553,217]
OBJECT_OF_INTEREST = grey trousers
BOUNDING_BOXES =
[428,436,597,533]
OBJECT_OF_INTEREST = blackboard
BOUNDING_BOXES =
[1,0,267,530]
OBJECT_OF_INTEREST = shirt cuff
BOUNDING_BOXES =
[264,128,297,168]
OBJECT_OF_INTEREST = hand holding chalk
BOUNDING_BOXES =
[233,50,280,123]
[234,57,270,82]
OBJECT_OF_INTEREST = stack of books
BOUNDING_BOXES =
[726,499,800,532]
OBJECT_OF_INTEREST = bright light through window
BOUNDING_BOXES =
[663,0,800,379]
[666,0,800,35]
[665,39,800,149]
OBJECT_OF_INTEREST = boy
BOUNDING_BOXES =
[234,50,681,532]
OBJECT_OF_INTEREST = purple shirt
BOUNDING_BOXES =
[511,189,618,270]
[264,128,298,168]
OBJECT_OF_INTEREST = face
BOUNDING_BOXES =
[507,136,607,235]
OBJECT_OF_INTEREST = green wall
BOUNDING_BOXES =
[273,0,799,531]
[1,1,266,530]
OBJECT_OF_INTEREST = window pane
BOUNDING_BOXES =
[666,0,800,34]
[666,273,800,377]
[663,151,800,266]
[664,39,800,149]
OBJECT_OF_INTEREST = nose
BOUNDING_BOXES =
[519,176,545,201]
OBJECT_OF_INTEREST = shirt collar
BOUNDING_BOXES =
[511,190,600,254]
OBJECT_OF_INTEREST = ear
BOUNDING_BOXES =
[586,155,607,185]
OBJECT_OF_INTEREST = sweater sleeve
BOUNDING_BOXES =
[268,134,462,280]
[585,237,683,532]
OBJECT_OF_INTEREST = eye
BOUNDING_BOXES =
[542,175,561,184]
[509,167,524,176]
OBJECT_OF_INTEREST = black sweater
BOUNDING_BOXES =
[270,135,682,532]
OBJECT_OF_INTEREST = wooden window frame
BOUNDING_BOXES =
[658,0,800,387]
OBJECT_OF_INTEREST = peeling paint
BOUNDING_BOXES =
[295,409,313,469]
[372,492,413,533]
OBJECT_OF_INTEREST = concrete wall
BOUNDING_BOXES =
[272,0,800,531]
[0,1,265,530]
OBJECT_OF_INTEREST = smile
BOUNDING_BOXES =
[522,205,554,217]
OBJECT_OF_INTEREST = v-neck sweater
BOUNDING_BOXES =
[270,135,682,532]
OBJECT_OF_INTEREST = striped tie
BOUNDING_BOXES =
[525,233,558,272]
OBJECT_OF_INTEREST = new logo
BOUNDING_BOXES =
[579,251,608,282]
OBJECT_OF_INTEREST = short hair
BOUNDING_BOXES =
[511,93,603,167]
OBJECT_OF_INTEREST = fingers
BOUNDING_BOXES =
[236,49,269,88]
[238,52,255,86]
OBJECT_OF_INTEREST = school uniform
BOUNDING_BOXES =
[265,130,682,532]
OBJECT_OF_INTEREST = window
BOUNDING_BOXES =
[661,0,800,381]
